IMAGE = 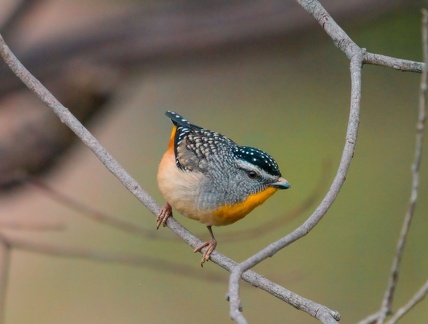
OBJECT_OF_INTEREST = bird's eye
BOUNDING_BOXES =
[246,170,258,179]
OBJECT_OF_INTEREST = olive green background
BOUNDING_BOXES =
[3,6,427,324]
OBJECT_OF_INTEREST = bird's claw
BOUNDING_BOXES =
[157,203,172,229]
[194,238,217,267]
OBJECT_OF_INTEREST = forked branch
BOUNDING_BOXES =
[0,1,426,322]
[359,9,428,324]
[0,31,339,322]
[228,1,425,323]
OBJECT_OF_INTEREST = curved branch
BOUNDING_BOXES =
[228,0,363,322]
[1,2,423,322]
[0,33,339,321]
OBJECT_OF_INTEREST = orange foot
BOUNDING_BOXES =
[194,238,217,267]
[156,203,172,229]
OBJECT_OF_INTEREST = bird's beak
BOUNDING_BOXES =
[270,177,291,189]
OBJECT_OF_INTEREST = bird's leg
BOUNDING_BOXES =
[156,202,173,229]
[194,226,217,267]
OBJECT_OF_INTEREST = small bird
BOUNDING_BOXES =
[157,111,290,266]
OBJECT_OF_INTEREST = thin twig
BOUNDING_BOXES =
[228,0,362,322]
[387,280,428,324]
[29,179,154,238]
[0,229,340,320]
[0,235,10,324]
[0,33,340,321]
[0,231,224,283]
[375,9,428,324]
[359,312,382,324]
[363,52,424,72]
[0,219,65,231]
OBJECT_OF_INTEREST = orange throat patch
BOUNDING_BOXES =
[212,186,278,226]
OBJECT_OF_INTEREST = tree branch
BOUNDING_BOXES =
[228,0,363,322]
[0,34,161,217]
[359,9,428,324]
[375,9,428,324]
[0,219,65,231]
[387,281,428,324]
[0,32,339,321]
[0,2,424,322]
[363,52,424,72]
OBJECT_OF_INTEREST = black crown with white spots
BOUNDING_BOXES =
[232,146,281,177]
[165,111,281,177]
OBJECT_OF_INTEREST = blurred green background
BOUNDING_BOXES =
[1,2,427,323]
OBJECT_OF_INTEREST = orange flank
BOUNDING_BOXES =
[212,186,278,226]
